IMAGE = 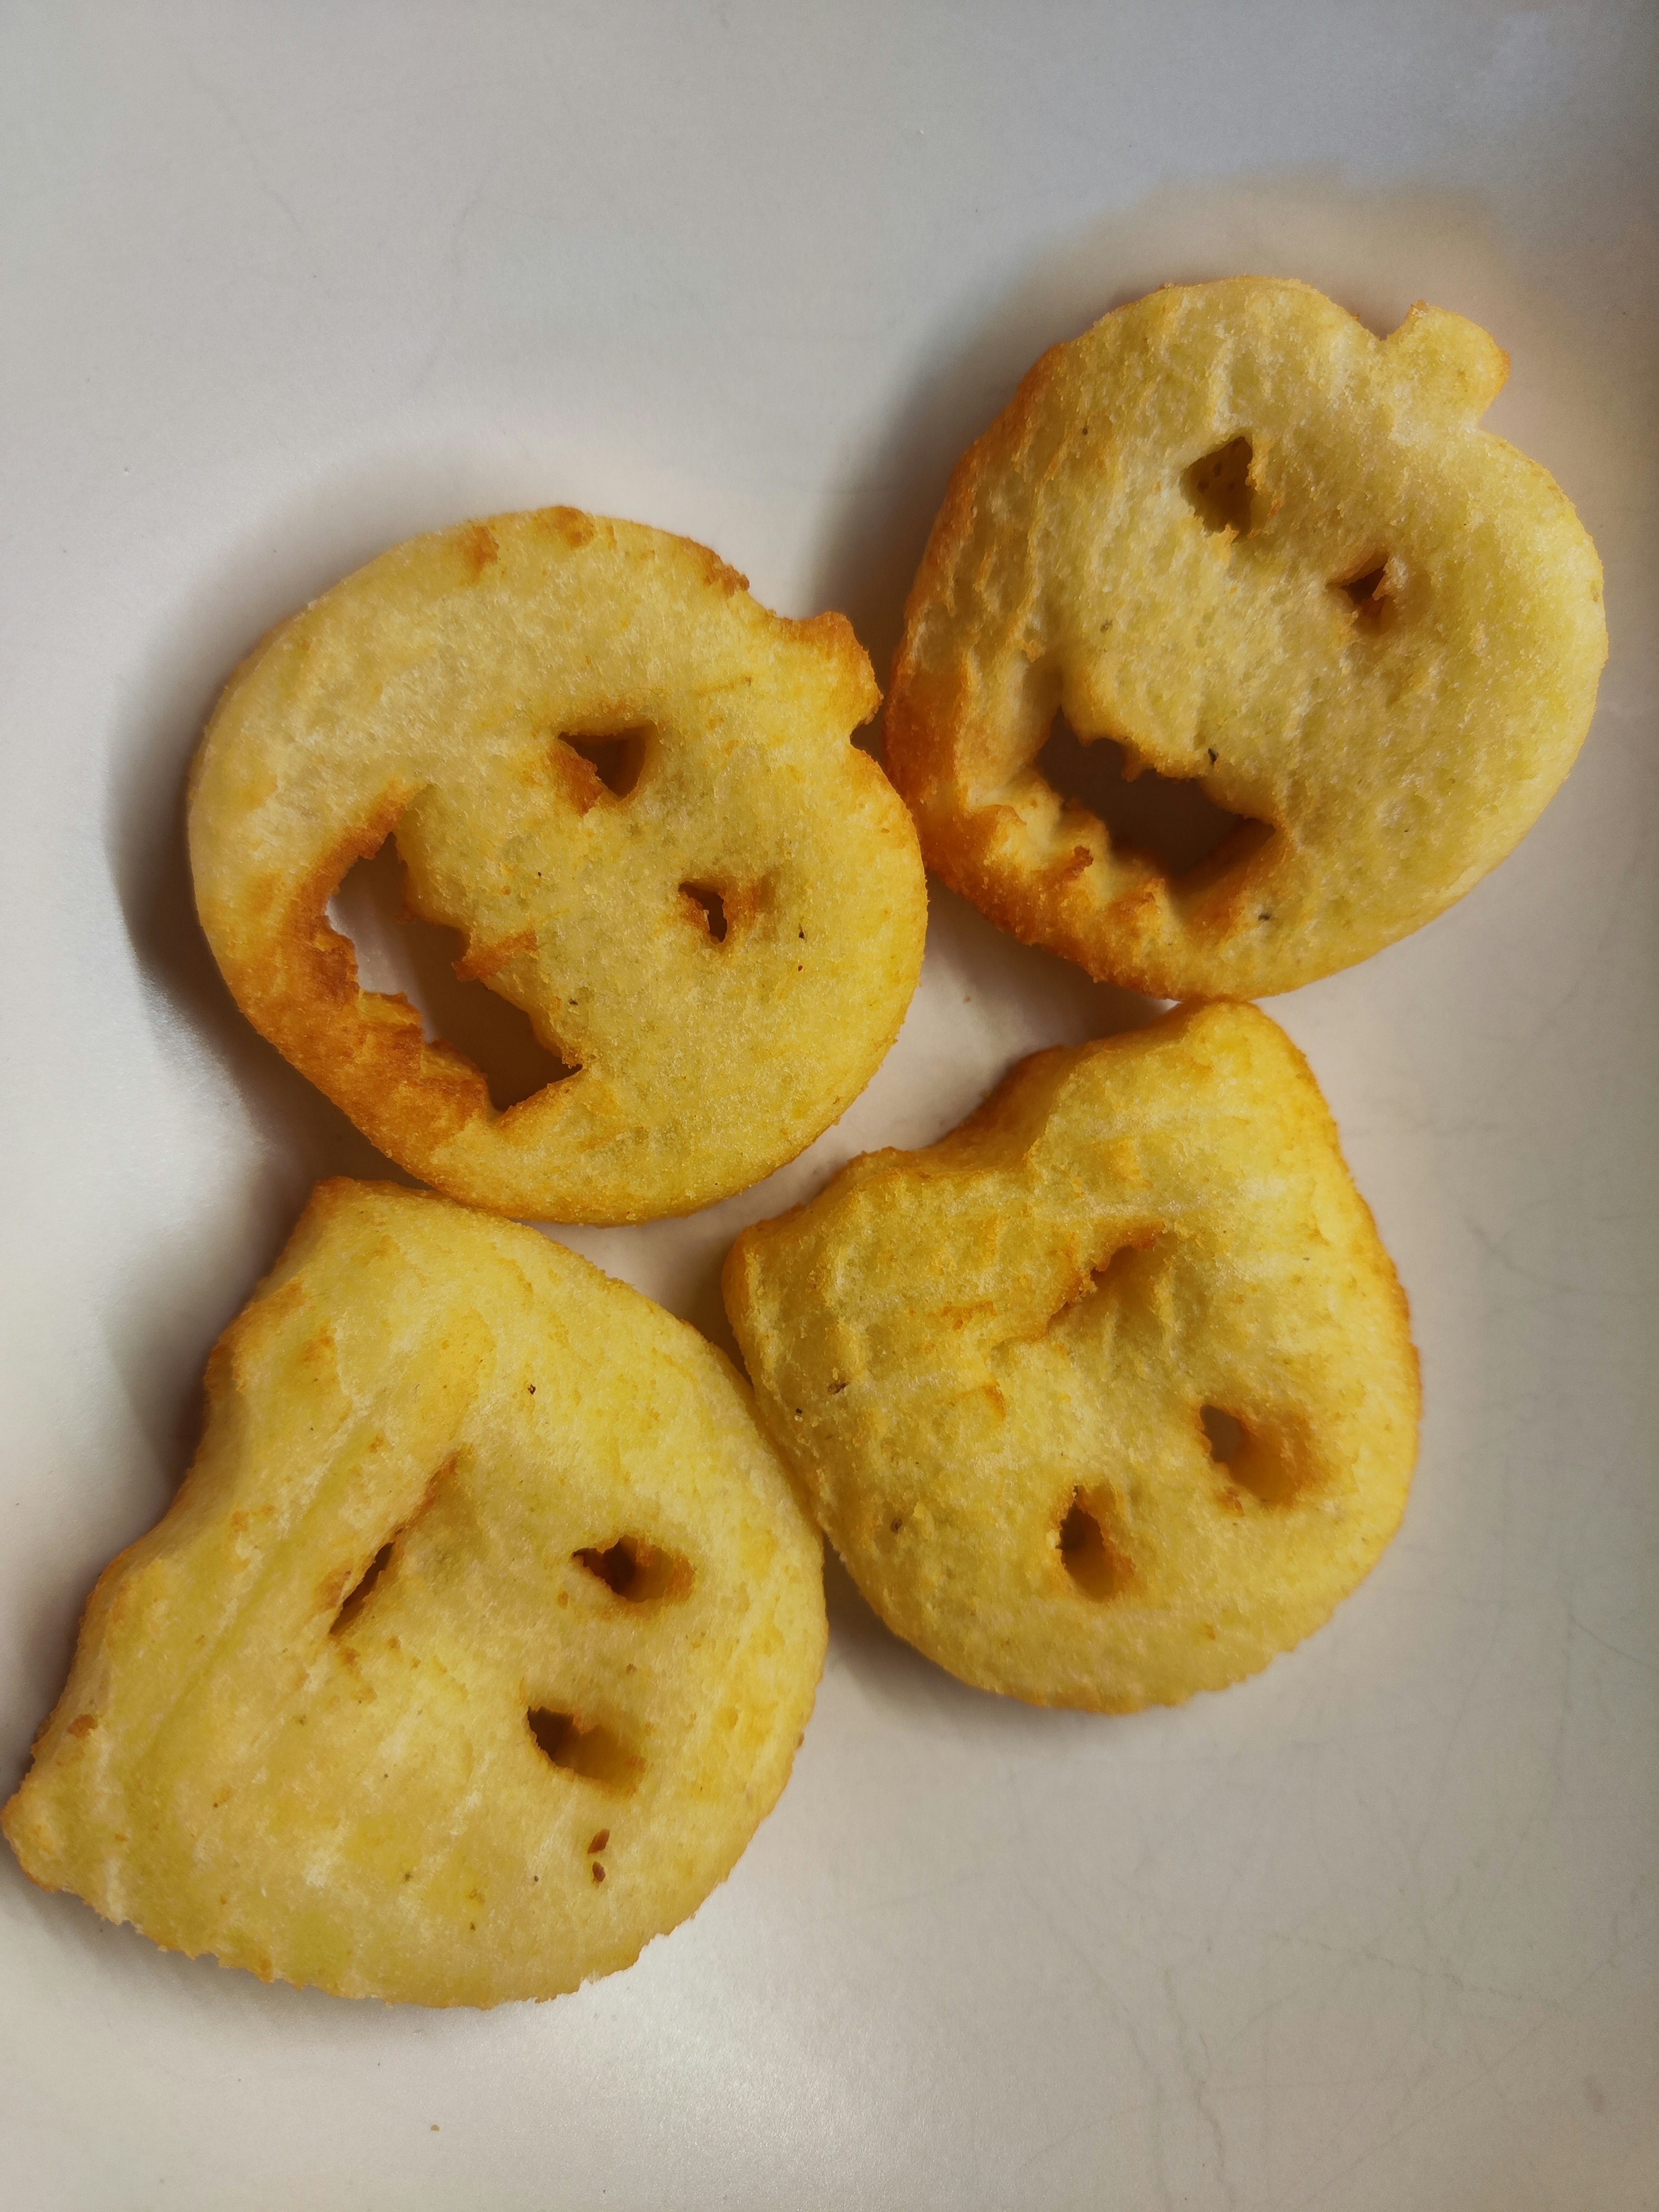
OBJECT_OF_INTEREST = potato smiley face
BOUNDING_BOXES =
[725,1003,1419,1712]
[887,278,1606,998]
[3,1182,826,2006]
[189,510,927,1223]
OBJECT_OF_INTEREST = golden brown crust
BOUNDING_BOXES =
[3,1182,826,2006]
[725,1002,1420,1711]
[190,510,927,1222]
[887,278,1606,998]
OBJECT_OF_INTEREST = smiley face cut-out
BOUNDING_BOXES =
[886,277,1606,999]
[189,510,926,1223]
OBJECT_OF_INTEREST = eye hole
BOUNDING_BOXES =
[557,726,651,802]
[327,1456,457,1637]
[328,833,579,1112]
[573,1538,693,1603]
[527,1710,642,1792]
[1056,1487,1132,1602]
[1043,1230,1164,1332]
[1200,1405,1246,1465]
[680,882,728,941]
[1182,435,1255,535]
[1036,719,1274,887]
[1333,559,1392,626]
[1200,1405,1302,1507]
[331,1541,394,1636]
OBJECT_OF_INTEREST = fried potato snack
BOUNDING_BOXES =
[190,510,926,1222]
[887,278,1606,998]
[3,1182,826,2006]
[725,1003,1418,1710]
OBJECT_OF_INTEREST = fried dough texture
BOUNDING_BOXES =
[886,277,1606,998]
[189,509,926,1222]
[3,1182,826,2006]
[725,1003,1418,1710]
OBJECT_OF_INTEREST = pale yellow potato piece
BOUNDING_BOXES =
[887,277,1606,998]
[725,1003,1418,1710]
[3,1182,826,2006]
[190,509,926,1222]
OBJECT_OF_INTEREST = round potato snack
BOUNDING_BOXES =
[886,277,1606,998]
[190,509,926,1222]
[3,1182,826,2006]
[725,1003,1418,1710]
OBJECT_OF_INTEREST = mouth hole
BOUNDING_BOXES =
[527,1710,642,1792]
[680,882,729,942]
[1056,1487,1131,1602]
[1182,435,1255,536]
[572,1538,693,1604]
[329,835,580,1112]
[556,726,652,804]
[1039,717,1265,880]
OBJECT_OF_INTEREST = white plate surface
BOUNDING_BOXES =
[3,5,1656,2206]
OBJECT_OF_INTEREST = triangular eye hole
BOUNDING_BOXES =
[527,1710,642,1792]
[680,883,728,941]
[1055,1487,1133,1601]
[1334,559,1392,624]
[559,727,651,800]
[1200,1405,1245,1465]
[573,1537,692,1603]
[1182,435,1255,536]
[331,1541,395,1636]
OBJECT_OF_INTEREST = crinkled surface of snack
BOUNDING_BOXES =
[887,277,1606,998]
[3,1181,826,2007]
[190,509,925,1222]
[725,1003,1418,1710]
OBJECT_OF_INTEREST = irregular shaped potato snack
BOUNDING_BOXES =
[887,277,1606,998]
[725,1003,1418,1710]
[190,509,926,1221]
[3,1182,826,2006]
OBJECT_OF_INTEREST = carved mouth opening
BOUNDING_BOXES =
[328,833,579,1112]
[1037,716,1271,882]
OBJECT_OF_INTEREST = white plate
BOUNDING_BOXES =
[3,5,1655,2205]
